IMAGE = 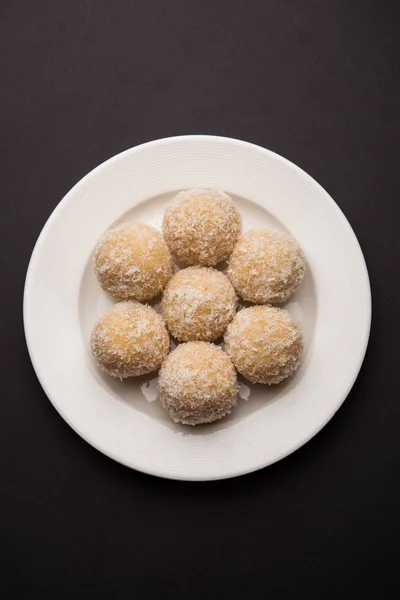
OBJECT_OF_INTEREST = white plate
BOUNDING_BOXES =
[24,135,371,481]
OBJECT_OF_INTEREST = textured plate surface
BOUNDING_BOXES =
[24,135,371,481]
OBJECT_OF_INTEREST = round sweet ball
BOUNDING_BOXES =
[94,222,172,302]
[90,301,170,378]
[224,305,303,384]
[158,342,238,425]
[227,229,305,304]
[163,189,241,266]
[161,267,237,342]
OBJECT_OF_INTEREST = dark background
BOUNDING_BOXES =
[1,1,400,597]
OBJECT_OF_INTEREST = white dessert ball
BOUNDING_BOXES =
[224,305,303,384]
[94,222,172,301]
[161,267,237,342]
[90,301,170,378]
[158,342,238,425]
[227,229,305,304]
[163,189,241,266]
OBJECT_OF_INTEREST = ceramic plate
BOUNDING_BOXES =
[24,135,371,480]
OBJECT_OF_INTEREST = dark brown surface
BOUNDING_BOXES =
[1,1,400,597]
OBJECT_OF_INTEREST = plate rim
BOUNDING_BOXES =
[23,134,372,481]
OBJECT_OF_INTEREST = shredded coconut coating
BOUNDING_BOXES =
[227,229,306,304]
[163,189,241,266]
[158,342,238,425]
[224,305,303,384]
[90,301,170,379]
[94,222,172,302]
[161,267,237,342]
